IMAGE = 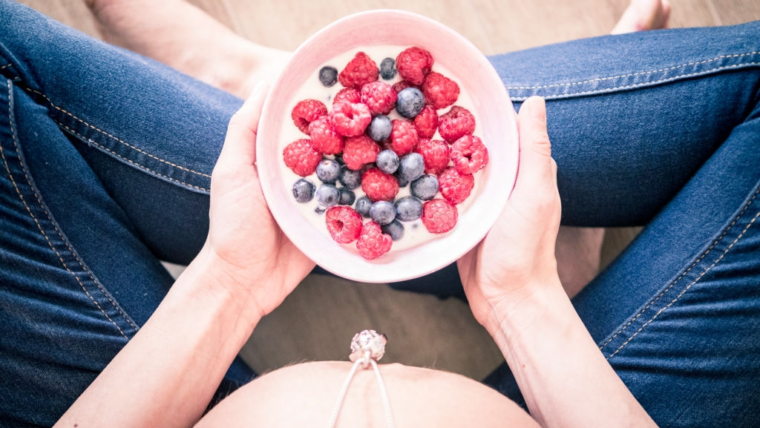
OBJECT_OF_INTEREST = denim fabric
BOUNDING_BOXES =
[1,0,759,426]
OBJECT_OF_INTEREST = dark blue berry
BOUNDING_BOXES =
[316,184,340,207]
[394,197,423,221]
[292,179,315,203]
[339,188,356,206]
[367,115,392,142]
[315,206,326,214]
[338,167,362,190]
[396,87,425,119]
[370,201,396,225]
[375,150,400,174]
[381,220,405,241]
[410,175,439,200]
[397,153,425,182]
[355,197,372,217]
[319,66,338,87]
[380,58,397,80]
[316,159,340,183]
[395,171,409,187]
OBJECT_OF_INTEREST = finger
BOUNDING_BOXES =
[218,82,270,168]
[513,96,556,196]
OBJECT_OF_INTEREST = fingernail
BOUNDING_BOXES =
[528,96,546,124]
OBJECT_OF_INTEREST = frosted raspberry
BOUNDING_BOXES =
[438,167,474,205]
[422,199,458,234]
[422,72,460,109]
[389,119,419,156]
[283,139,322,176]
[450,135,489,174]
[326,206,363,244]
[342,135,380,170]
[333,88,361,105]
[338,52,379,89]
[291,99,328,134]
[396,47,434,86]
[438,106,475,142]
[413,105,438,139]
[356,221,392,260]
[361,167,399,202]
[392,80,418,93]
[360,81,398,115]
[308,117,344,154]
[415,138,450,175]
[329,102,372,137]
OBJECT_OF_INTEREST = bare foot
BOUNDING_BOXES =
[85,0,289,98]
[611,0,671,34]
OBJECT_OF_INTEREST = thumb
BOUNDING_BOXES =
[218,82,270,169]
[513,96,556,197]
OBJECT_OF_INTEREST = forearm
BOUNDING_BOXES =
[490,280,656,428]
[55,247,259,428]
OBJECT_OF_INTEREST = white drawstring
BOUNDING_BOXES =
[326,356,395,428]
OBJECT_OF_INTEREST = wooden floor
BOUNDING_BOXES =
[16,0,760,380]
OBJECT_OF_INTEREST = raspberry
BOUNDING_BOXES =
[422,199,458,234]
[360,81,398,115]
[413,105,438,139]
[392,80,418,93]
[356,221,392,260]
[396,47,434,86]
[291,99,328,134]
[415,138,450,175]
[438,106,475,142]
[333,88,361,105]
[329,102,372,137]
[450,135,489,174]
[283,139,322,177]
[338,52,379,89]
[422,72,460,109]
[326,206,363,244]
[438,167,474,205]
[361,167,399,202]
[389,119,419,156]
[342,135,380,170]
[308,117,344,154]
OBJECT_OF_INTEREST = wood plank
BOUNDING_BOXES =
[707,0,760,25]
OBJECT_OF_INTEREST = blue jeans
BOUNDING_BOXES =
[1,1,759,426]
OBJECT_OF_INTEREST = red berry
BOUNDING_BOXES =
[389,119,419,156]
[356,221,392,260]
[343,135,381,170]
[291,99,328,134]
[450,135,489,174]
[360,81,398,115]
[333,88,361,105]
[396,47,434,86]
[392,80,418,93]
[283,139,322,176]
[326,206,363,244]
[329,102,372,137]
[415,138,450,175]
[438,167,474,205]
[422,72,460,109]
[438,106,475,142]
[361,167,399,202]
[413,105,438,139]
[338,52,379,89]
[308,117,344,154]
[422,199,458,234]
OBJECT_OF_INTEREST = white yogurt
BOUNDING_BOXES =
[278,46,482,252]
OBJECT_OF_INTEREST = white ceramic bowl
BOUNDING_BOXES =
[257,9,518,283]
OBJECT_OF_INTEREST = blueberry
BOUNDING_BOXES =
[367,115,392,142]
[396,87,425,119]
[339,188,356,206]
[395,171,410,187]
[397,153,425,182]
[381,220,405,241]
[338,167,362,190]
[316,159,341,183]
[315,206,326,214]
[316,184,340,207]
[394,196,423,222]
[292,179,315,203]
[355,196,372,217]
[375,150,400,174]
[380,58,397,80]
[319,66,338,87]
[410,174,439,200]
[370,201,396,225]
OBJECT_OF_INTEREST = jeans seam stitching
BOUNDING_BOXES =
[21,86,212,179]
[599,186,760,352]
[506,51,759,90]
[0,63,11,71]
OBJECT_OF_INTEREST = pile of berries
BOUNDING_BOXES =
[283,47,488,260]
